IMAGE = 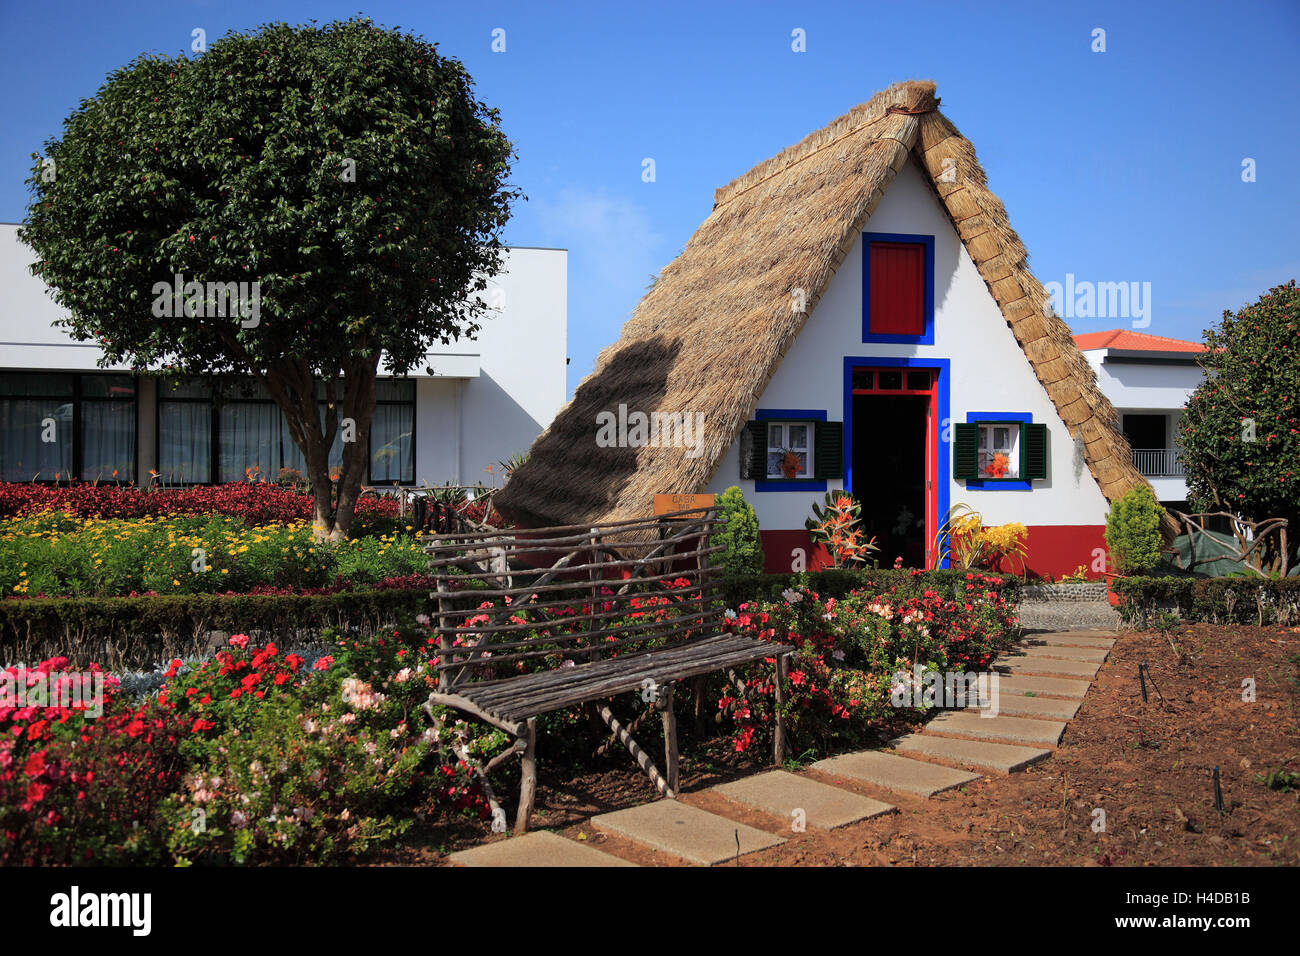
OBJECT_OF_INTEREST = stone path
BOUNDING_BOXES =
[713,770,895,830]
[592,800,785,865]
[1017,600,1118,632]
[445,629,1116,866]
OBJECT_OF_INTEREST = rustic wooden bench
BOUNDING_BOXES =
[421,507,792,834]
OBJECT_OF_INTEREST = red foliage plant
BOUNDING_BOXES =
[0,481,399,525]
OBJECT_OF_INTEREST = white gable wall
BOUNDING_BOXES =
[704,158,1110,534]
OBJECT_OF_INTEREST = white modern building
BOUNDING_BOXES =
[0,222,567,489]
[1073,329,1207,507]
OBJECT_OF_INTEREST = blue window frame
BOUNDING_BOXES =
[861,232,936,345]
[964,411,1033,490]
[754,408,827,492]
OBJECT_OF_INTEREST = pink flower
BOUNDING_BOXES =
[229,634,250,649]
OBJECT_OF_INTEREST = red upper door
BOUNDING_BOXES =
[868,242,925,335]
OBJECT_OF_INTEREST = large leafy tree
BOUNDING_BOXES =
[1178,280,1299,571]
[20,17,520,539]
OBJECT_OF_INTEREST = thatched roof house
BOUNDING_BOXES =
[498,80,1173,573]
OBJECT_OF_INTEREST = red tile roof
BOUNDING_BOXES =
[1072,329,1206,353]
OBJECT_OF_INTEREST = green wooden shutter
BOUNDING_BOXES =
[739,420,768,479]
[1023,422,1048,480]
[813,421,843,480]
[953,423,979,480]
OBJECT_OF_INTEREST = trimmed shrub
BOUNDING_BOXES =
[0,588,430,668]
[1113,575,1300,628]
[1105,485,1166,575]
[715,486,763,575]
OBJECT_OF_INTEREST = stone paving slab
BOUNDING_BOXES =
[713,770,894,830]
[924,711,1066,746]
[1012,645,1110,663]
[811,750,980,798]
[987,693,1082,720]
[996,656,1101,679]
[890,733,1051,774]
[1017,603,1118,631]
[592,800,784,865]
[1023,633,1116,649]
[449,830,637,867]
[997,674,1093,699]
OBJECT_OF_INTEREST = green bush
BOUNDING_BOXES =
[714,486,763,575]
[1179,280,1300,573]
[160,689,429,865]
[1113,575,1300,627]
[0,589,430,669]
[1105,485,1166,575]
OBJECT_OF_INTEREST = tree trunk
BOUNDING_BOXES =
[263,354,379,542]
[328,359,378,542]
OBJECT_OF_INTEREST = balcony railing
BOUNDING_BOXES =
[1131,448,1185,477]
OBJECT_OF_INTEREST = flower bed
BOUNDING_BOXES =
[1,626,495,865]
[0,570,1020,865]
[0,512,428,599]
[721,575,1019,756]
[0,481,401,532]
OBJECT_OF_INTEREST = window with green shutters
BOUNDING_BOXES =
[740,418,842,482]
[954,419,1047,483]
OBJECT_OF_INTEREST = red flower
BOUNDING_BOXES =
[24,751,46,777]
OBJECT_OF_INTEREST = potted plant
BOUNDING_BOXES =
[1102,484,1166,606]
[983,452,1011,479]
[780,449,802,479]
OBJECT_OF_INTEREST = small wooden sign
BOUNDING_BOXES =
[654,493,715,516]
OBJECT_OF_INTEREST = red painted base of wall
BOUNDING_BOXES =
[759,525,1106,581]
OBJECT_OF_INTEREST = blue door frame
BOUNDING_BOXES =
[842,356,951,568]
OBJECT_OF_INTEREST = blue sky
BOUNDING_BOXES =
[1,0,1296,395]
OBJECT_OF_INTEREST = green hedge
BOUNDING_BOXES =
[1113,575,1300,628]
[716,568,1024,609]
[0,588,430,669]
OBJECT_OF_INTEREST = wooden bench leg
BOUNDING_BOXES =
[661,682,679,796]
[773,653,789,766]
[514,718,537,836]
[597,703,674,798]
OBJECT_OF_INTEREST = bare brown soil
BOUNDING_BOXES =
[376,623,1300,866]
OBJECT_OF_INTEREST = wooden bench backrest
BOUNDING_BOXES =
[423,507,723,689]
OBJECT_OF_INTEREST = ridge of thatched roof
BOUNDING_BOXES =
[497,80,1174,536]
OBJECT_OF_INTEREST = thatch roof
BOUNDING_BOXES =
[497,80,1174,536]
